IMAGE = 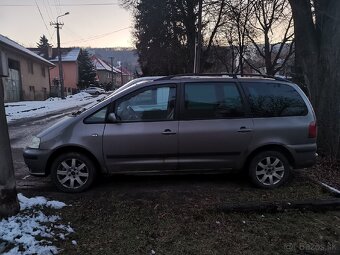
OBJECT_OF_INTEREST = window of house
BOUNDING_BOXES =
[243,82,308,117]
[183,82,245,119]
[115,85,176,122]
[27,61,34,74]
[29,86,35,92]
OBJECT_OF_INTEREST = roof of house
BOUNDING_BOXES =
[116,66,133,76]
[49,48,80,62]
[91,55,121,73]
[28,47,81,62]
[0,34,54,66]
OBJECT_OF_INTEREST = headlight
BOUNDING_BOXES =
[29,136,41,149]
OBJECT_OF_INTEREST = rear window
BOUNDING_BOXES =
[243,82,308,117]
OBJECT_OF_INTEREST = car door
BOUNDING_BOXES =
[178,81,254,170]
[103,84,178,172]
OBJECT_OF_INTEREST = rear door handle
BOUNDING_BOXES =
[162,129,177,135]
[237,127,253,133]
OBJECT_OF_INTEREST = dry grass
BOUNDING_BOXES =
[20,171,340,254]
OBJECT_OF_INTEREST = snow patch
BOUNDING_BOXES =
[18,193,66,210]
[5,92,107,123]
[0,194,74,255]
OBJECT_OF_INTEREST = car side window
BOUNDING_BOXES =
[243,82,308,117]
[114,85,176,122]
[84,105,109,124]
[183,82,245,119]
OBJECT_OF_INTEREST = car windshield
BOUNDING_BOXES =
[71,96,107,116]
[111,77,163,95]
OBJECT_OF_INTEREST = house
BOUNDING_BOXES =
[48,48,80,96]
[114,65,134,87]
[90,55,135,89]
[0,34,54,102]
[30,47,81,96]
[91,55,119,89]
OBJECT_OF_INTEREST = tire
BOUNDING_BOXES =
[51,152,96,193]
[248,151,290,189]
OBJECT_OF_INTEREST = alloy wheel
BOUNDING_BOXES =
[255,156,285,186]
[56,158,89,189]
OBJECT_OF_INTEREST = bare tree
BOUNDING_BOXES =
[209,0,253,74]
[0,77,20,217]
[201,0,227,69]
[245,0,294,75]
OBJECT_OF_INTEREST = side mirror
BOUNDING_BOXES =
[107,113,119,123]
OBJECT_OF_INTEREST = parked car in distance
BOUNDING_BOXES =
[23,74,317,192]
[82,86,106,95]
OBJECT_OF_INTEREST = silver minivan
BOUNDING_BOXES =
[23,75,317,192]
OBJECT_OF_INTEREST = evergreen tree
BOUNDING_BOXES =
[78,49,97,89]
[37,35,52,59]
[133,0,196,75]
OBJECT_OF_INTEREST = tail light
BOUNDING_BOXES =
[308,121,317,138]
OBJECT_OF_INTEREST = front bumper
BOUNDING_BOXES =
[23,148,51,176]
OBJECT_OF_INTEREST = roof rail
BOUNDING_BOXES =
[238,73,291,82]
[155,73,237,81]
[155,73,291,82]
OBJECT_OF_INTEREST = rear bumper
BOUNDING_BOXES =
[23,148,51,176]
[288,144,317,168]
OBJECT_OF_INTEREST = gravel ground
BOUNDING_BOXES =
[309,158,340,190]
[20,171,340,255]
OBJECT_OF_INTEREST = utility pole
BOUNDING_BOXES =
[51,12,69,99]
[118,61,123,87]
[110,57,114,90]
[194,0,203,74]
[120,64,123,87]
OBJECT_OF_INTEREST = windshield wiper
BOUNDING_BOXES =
[71,107,87,116]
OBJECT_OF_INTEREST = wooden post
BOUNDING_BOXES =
[0,75,20,217]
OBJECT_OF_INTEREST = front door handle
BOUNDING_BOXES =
[237,126,253,133]
[162,129,177,135]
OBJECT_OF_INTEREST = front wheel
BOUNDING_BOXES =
[51,152,96,193]
[249,151,290,189]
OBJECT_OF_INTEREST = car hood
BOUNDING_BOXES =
[37,115,77,139]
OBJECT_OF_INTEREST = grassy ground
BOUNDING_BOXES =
[23,171,340,255]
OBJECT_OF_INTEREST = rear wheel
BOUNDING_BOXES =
[249,151,290,189]
[51,152,96,192]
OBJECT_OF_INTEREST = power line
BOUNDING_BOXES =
[51,0,61,16]
[56,0,63,16]
[42,0,53,23]
[53,3,119,6]
[34,0,54,41]
[0,3,119,7]
[63,27,131,44]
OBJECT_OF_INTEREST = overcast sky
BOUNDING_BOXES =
[0,0,134,48]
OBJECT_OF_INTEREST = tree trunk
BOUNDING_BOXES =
[0,77,20,217]
[289,0,340,159]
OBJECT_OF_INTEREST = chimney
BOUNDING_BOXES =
[48,46,53,59]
